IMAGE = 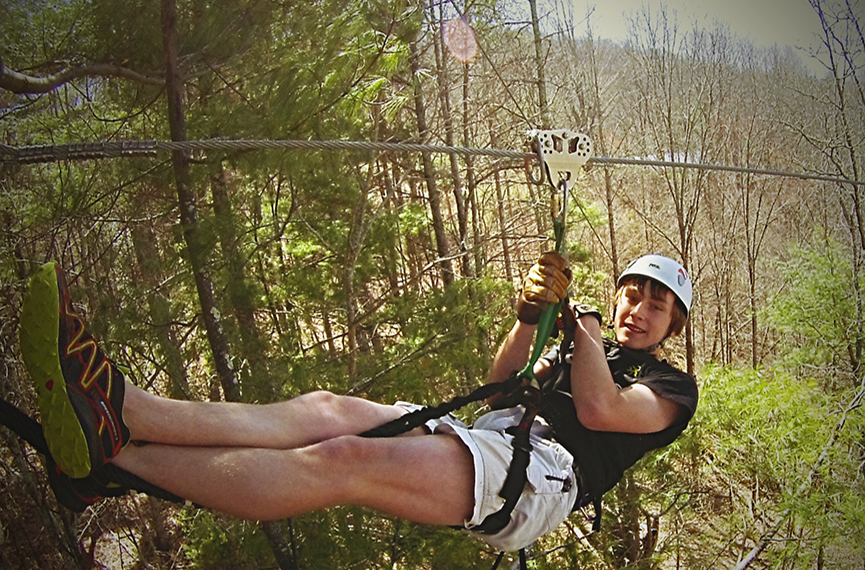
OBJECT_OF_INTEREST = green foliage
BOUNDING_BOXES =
[5,1,864,569]
[284,508,496,570]
[181,509,275,569]
[553,362,865,570]
[699,365,829,490]
[363,276,515,402]
[763,233,864,382]
[0,0,94,66]
[686,364,865,567]
[566,241,608,310]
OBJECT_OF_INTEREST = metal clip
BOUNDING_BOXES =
[545,474,574,492]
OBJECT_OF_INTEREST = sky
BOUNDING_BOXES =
[525,0,835,76]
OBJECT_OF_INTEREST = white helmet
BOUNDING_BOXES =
[618,254,692,315]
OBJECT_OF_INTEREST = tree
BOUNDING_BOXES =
[623,8,734,375]
[789,0,865,380]
[4,0,865,567]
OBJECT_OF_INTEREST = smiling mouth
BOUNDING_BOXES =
[624,323,645,333]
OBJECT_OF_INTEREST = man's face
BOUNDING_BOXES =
[613,282,675,351]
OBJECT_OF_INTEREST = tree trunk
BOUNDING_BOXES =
[432,0,471,279]
[410,39,454,286]
[160,3,297,568]
[463,63,483,277]
[344,169,373,386]
[587,33,620,278]
[160,0,239,402]
[211,164,276,399]
[529,0,549,128]
[261,520,298,570]
[131,215,191,400]
[490,125,514,288]
[2,427,86,570]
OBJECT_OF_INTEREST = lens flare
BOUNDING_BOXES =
[443,18,478,63]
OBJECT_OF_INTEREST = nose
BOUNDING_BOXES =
[631,300,649,320]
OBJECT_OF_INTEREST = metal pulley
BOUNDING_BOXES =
[524,129,593,252]
[526,129,593,187]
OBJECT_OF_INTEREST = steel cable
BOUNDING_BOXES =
[1,138,861,186]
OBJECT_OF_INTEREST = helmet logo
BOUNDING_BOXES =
[677,268,689,286]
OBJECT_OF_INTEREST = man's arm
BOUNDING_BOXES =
[569,317,681,434]
[485,319,557,407]
[487,319,536,386]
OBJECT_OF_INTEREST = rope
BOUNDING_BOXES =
[1,138,861,186]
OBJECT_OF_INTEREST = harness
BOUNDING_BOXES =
[358,301,604,570]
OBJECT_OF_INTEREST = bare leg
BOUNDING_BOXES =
[112,432,475,526]
[123,384,409,449]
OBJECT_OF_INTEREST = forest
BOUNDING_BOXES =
[1,0,864,568]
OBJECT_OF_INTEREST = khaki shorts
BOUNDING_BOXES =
[394,403,580,552]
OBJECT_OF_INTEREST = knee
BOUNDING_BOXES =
[288,391,403,442]
[312,434,380,465]
[306,435,386,499]
[300,390,340,409]
[295,390,351,418]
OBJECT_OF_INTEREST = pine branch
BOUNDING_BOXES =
[735,379,865,570]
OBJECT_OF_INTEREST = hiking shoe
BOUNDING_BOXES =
[20,262,130,479]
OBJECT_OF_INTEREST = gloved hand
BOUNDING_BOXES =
[516,252,572,324]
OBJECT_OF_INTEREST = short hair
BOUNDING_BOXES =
[615,275,688,338]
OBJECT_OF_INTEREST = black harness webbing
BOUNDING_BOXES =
[360,374,542,570]
[360,373,520,439]
[359,372,542,535]
[0,398,184,505]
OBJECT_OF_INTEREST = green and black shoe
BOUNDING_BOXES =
[20,262,130,479]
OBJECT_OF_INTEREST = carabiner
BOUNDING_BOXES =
[524,135,547,186]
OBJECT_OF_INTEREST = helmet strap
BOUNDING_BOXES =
[643,338,665,355]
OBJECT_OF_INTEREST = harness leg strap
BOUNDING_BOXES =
[474,386,541,535]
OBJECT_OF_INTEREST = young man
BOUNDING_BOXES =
[19,253,697,553]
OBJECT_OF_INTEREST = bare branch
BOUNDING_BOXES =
[0,60,164,94]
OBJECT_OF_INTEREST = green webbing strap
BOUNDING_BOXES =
[472,176,571,535]
[517,178,569,384]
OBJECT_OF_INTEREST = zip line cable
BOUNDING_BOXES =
[1,138,861,186]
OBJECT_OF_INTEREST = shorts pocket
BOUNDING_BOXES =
[524,439,575,495]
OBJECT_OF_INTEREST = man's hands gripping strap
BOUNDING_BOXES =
[517,252,572,324]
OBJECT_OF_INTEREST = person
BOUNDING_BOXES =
[19,252,697,554]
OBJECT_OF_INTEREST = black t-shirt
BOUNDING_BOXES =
[538,339,698,499]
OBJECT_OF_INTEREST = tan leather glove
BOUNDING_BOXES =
[516,252,572,324]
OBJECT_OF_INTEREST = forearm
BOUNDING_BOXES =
[488,320,536,385]
[569,318,619,424]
